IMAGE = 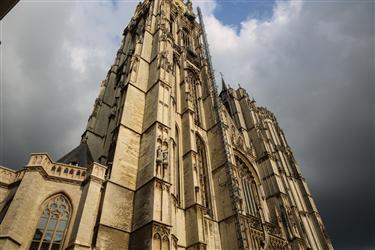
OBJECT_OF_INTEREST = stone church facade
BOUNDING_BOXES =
[0,0,333,249]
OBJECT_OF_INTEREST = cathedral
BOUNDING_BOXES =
[0,0,333,249]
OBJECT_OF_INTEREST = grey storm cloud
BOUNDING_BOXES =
[1,0,374,249]
[1,1,137,166]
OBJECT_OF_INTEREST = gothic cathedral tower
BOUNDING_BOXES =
[0,0,333,249]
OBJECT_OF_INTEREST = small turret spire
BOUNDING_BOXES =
[186,0,193,12]
[220,72,228,91]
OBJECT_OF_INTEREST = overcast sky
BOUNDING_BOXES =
[1,0,374,249]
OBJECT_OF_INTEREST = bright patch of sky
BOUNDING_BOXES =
[213,0,276,30]
[109,0,276,33]
[111,0,119,9]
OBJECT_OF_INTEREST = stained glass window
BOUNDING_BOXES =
[29,195,71,250]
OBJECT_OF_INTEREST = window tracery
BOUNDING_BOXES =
[153,233,162,250]
[235,156,260,218]
[196,136,211,214]
[174,126,182,206]
[185,70,201,126]
[29,194,71,250]
[152,223,170,250]
[181,28,191,48]
[162,236,170,250]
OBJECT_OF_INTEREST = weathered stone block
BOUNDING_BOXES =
[99,182,134,233]
[111,127,140,190]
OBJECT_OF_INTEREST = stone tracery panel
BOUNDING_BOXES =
[196,135,211,213]
[235,156,261,218]
[152,223,171,250]
[185,69,202,126]
[29,194,71,250]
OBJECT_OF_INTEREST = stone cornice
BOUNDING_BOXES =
[0,165,25,186]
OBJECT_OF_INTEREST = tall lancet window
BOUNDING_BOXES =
[181,28,191,48]
[175,126,181,206]
[186,71,201,126]
[236,156,260,218]
[192,78,201,126]
[196,135,211,214]
[29,194,71,250]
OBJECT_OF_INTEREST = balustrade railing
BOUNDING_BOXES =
[27,153,87,181]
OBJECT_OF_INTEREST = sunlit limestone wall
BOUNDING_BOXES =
[82,0,236,248]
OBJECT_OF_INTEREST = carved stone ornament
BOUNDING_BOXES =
[156,125,170,179]
[248,215,262,230]
[255,123,264,131]
[162,151,169,167]
[128,17,137,32]
[160,24,168,41]
[100,80,107,88]
[110,105,117,118]
[94,97,102,107]
[264,222,282,237]
[186,92,193,103]
[235,136,244,150]
[156,145,163,164]
[153,222,171,237]
[158,51,170,71]
[130,55,140,73]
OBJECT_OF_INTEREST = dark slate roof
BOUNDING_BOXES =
[57,142,94,168]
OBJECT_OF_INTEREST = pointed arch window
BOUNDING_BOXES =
[235,156,260,218]
[192,77,201,126]
[174,126,182,206]
[162,236,170,250]
[169,17,174,40]
[181,28,191,48]
[196,135,211,214]
[153,234,161,250]
[186,70,201,126]
[152,233,170,250]
[29,194,71,250]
